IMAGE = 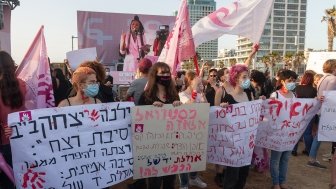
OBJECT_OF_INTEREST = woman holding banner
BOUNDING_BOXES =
[178,70,208,189]
[221,64,253,189]
[269,69,297,189]
[138,62,182,189]
[0,51,26,189]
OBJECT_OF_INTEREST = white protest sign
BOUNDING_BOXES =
[131,103,209,179]
[207,100,262,167]
[9,102,134,189]
[256,98,320,151]
[66,47,97,69]
[318,91,336,141]
[110,71,135,85]
[305,52,336,74]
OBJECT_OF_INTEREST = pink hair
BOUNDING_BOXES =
[229,64,248,87]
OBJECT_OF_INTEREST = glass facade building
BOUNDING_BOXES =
[188,0,217,60]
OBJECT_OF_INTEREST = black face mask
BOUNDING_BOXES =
[156,75,171,87]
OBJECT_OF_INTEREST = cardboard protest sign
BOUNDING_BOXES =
[9,102,134,189]
[66,47,97,70]
[256,98,320,151]
[208,100,262,167]
[131,103,209,179]
[318,91,336,142]
[110,71,135,85]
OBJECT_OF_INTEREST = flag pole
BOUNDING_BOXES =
[193,54,199,76]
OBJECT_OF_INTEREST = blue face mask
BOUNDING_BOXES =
[84,83,99,97]
[285,82,296,91]
[240,79,251,89]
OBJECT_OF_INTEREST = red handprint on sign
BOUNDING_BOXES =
[249,134,255,149]
[89,109,99,121]
[22,168,46,189]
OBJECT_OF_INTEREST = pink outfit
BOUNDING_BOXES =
[120,32,147,72]
[0,79,26,145]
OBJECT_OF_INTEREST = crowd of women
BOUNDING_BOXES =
[1,47,336,189]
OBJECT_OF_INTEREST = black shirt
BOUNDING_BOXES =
[295,85,317,98]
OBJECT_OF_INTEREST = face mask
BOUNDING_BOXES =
[240,79,251,89]
[285,82,296,91]
[105,72,109,76]
[156,75,171,87]
[84,83,99,97]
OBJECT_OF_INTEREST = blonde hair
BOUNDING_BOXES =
[184,70,196,89]
[323,59,336,74]
[72,67,96,90]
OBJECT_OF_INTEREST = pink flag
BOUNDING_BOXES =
[158,0,195,75]
[192,0,274,47]
[16,26,55,109]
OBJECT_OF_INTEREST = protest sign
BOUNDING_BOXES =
[131,103,209,179]
[318,91,336,142]
[305,52,336,74]
[256,98,320,151]
[9,102,134,189]
[110,71,135,85]
[66,47,97,70]
[207,100,262,167]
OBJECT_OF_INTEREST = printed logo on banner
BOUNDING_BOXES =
[19,111,32,122]
[135,124,144,133]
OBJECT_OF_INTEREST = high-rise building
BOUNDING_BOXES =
[236,0,307,63]
[188,0,217,60]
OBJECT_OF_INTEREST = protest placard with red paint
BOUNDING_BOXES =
[9,102,134,189]
[131,103,209,179]
[318,91,336,142]
[207,100,262,167]
[256,98,320,151]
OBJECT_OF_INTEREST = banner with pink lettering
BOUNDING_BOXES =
[318,91,336,142]
[131,104,209,179]
[16,26,55,110]
[256,98,320,152]
[208,100,262,167]
[0,5,11,54]
[77,11,175,65]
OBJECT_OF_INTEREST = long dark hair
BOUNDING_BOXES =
[144,62,179,103]
[0,51,24,108]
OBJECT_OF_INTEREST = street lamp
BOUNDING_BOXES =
[71,35,78,51]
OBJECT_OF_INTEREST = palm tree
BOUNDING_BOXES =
[322,6,336,51]
[229,58,237,67]
[292,51,305,73]
[283,52,294,69]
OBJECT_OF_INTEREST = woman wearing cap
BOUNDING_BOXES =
[120,15,150,72]
[126,58,152,105]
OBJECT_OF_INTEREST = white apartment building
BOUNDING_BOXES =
[236,0,307,63]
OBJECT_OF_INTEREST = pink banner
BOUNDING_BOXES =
[77,11,175,65]
[16,26,55,110]
[0,5,11,54]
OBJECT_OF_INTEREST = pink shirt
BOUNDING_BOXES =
[0,79,26,145]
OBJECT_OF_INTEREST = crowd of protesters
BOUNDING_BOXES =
[1,44,336,189]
